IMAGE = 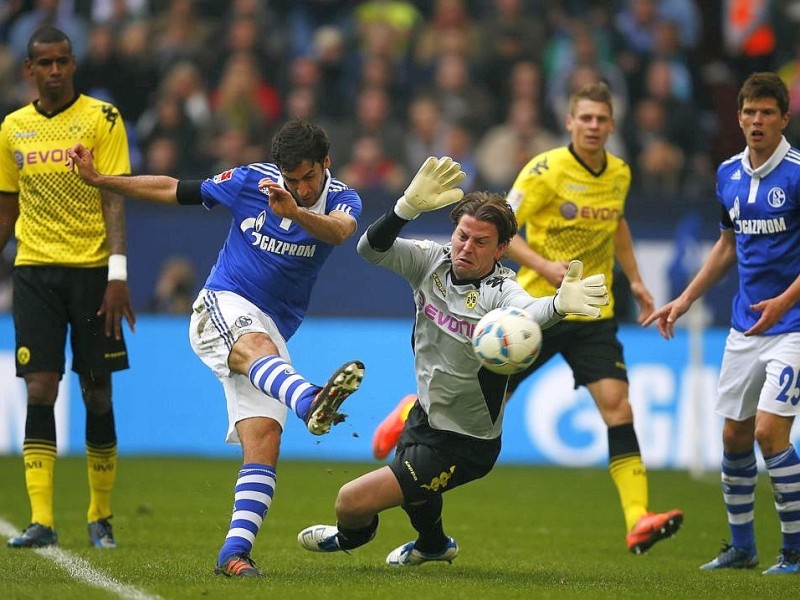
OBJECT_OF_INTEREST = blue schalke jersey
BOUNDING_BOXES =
[716,138,800,334]
[199,162,362,340]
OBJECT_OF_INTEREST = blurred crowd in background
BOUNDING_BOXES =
[1,0,800,314]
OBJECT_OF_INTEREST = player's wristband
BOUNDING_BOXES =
[108,254,128,281]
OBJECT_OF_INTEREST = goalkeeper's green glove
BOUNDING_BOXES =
[554,260,608,318]
[394,156,467,220]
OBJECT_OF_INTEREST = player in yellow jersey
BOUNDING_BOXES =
[0,26,134,549]
[504,81,682,554]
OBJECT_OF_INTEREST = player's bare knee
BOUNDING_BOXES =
[721,418,755,451]
[24,373,59,405]
[754,427,787,458]
[335,481,372,521]
[229,332,279,374]
[598,401,633,426]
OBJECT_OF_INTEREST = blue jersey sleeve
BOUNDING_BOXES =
[325,179,362,222]
[201,165,268,210]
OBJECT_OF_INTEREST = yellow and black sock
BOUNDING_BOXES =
[608,423,648,532]
[86,409,117,522]
[23,405,57,528]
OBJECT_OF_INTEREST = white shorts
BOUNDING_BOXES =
[716,329,800,420]
[189,289,291,443]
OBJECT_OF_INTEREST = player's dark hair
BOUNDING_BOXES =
[737,72,790,115]
[27,26,72,58]
[569,81,614,117]
[450,192,518,245]
[271,120,330,171]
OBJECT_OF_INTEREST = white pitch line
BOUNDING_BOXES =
[0,518,162,600]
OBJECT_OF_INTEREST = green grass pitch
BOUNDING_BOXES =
[0,456,795,599]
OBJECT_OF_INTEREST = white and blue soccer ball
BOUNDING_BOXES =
[471,306,542,375]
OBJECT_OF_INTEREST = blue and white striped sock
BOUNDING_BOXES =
[721,450,757,551]
[217,463,277,565]
[248,356,317,419]
[764,444,800,552]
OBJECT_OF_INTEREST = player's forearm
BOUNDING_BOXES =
[291,209,355,245]
[778,273,800,310]
[101,190,127,255]
[365,210,408,252]
[507,234,547,272]
[680,234,736,303]
[93,174,179,204]
[0,193,19,253]
[614,221,643,287]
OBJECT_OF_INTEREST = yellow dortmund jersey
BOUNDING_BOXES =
[508,145,631,321]
[0,94,130,266]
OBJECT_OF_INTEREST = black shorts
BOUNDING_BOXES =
[13,266,129,378]
[389,402,501,504]
[507,317,627,395]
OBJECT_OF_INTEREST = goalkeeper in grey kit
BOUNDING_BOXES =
[297,157,608,564]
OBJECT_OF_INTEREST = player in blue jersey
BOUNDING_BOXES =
[645,72,800,575]
[66,120,365,578]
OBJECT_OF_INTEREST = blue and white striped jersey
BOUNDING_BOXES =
[199,163,361,340]
[717,137,800,334]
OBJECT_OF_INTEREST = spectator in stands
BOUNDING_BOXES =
[112,20,159,124]
[413,0,482,77]
[330,86,406,167]
[428,52,495,136]
[443,120,480,191]
[546,17,629,129]
[623,96,686,196]
[284,86,319,122]
[403,93,450,173]
[722,0,776,80]
[201,125,266,173]
[286,0,352,60]
[313,25,352,119]
[79,0,147,32]
[149,0,213,72]
[638,57,711,193]
[353,52,404,109]
[6,0,89,61]
[476,97,559,192]
[209,51,282,140]
[479,0,547,119]
[135,92,200,177]
[353,0,422,62]
[140,135,182,178]
[338,134,407,200]
[74,24,120,102]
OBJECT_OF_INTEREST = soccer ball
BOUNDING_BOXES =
[471,306,542,375]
